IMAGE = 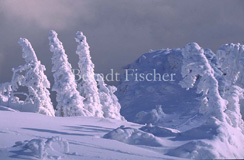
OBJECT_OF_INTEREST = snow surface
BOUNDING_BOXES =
[103,125,162,147]
[139,123,180,137]
[0,110,184,160]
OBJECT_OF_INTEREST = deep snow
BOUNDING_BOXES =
[0,109,186,160]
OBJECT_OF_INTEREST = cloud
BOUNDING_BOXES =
[0,0,95,30]
[0,0,244,84]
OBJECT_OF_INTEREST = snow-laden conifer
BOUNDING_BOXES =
[75,31,103,117]
[9,38,55,116]
[217,43,244,128]
[49,30,89,117]
[96,74,124,120]
[180,42,227,121]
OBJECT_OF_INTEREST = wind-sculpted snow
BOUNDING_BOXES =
[166,141,215,159]
[0,111,177,160]
[103,125,162,147]
[139,123,180,137]
[167,122,244,159]
[11,136,69,159]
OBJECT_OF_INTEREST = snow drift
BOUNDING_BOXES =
[103,125,162,147]
[139,123,180,137]
[12,137,69,159]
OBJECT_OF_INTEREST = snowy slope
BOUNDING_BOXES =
[0,110,186,160]
[1,108,242,159]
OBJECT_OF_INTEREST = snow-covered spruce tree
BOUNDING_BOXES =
[179,42,227,121]
[96,74,124,120]
[9,38,55,116]
[224,86,244,128]
[75,31,103,117]
[216,43,244,128]
[49,30,89,117]
[174,42,244,159]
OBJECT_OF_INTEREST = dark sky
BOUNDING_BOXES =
[0,0,244,84]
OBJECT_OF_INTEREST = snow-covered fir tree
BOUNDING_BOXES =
[179,42,227,121]
[96,74,124,120]
[75,31,103,117]
[9,38,55,116]
[178,43,244,159]
[224,85,244,128]
[216,43,244,128]
[49,30,89,117]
